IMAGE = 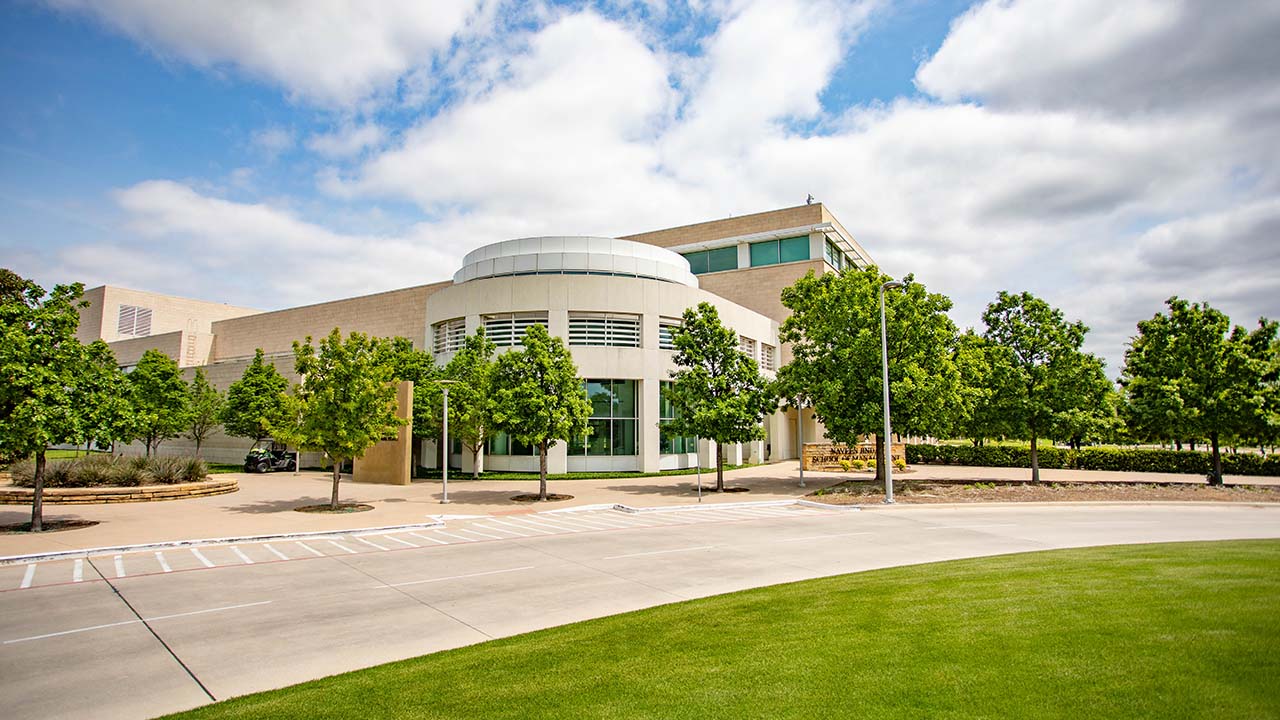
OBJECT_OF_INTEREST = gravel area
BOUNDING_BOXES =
[808,479,1280,504]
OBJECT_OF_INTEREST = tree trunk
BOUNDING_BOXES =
[195,437,203,458]
[1190,440,1196,452]
[1208,432,1223,486]
[1030,434,1041,483]
[715,447,725,492]
[1176,440,1182,451]
[538,441,548,501]
[471,445,480,480]
[874,433,886,484]
[331,460,342,509]
[30,451,46,532]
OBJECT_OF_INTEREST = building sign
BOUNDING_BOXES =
[802,442,905,471]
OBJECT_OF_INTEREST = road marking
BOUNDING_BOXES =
[328,540,357,554]
[486,518,553,535]
[353,536,388,551]
[452,527,504,540]
[431,530,479,543]
[602,545,716,560]
[20,564,35,589]
[374,566,536,589]
[470,522,529,537]
[516,516,582,533]
[295,541,325,557]
[191,548,215,568]
[230,546,255,564]
[407,532,449,545]
[73,559,83,583]
[113,555,126,578]
[384,535,417,547]
[155,552,172,573]
[542,514,615,530]
[778,532,873,542]
[925,524,1018,531]
[263,543,290,560]
[3,601,273,645]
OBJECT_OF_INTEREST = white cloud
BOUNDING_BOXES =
[306,123,387,158]
[249,127,294,159]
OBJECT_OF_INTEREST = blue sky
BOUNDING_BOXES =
[3,0,1277,371]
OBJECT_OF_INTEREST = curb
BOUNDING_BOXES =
[0,519,445,566]
[610,499,860,514]
[840,500,1280,510]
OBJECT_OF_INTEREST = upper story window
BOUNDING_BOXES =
[739,335,757,360]
[760,343,776,372]
[824,239,847,271]
[117,305,153,338]
[749,236,809,267]
[482,312,548,347]
[658,317,681,351]
[568,312,641,348]
[432,317,466,354]
[682,246,737,275]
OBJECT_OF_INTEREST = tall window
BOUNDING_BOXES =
[117,304,153,338]
[658,318,681,350]
[824,239,846,271]
[568,312,641,347]
[739,335,757,360]
[488,431,535,456]
[432,317,466,354]
[659,381,697,454]
[760,343,776,372]
[682,246,737,275]
[749,236,809,267]
[568,379,637,456]
[482,312,548,347]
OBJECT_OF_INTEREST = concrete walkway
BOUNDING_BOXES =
[1,461,1275,558]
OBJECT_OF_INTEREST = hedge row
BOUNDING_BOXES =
[906,444,1280,477]
[10,455,208,488]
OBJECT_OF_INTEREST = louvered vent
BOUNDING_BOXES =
[117,304,153,337]
[568,313,641,348]
[432,317,466,354]
[482,312,549,347]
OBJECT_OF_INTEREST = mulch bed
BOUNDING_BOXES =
[0,519,100,534]
[808,479,1280,505]
[690,486,750,493]
[294,503,374,513]
[511,493,574,503]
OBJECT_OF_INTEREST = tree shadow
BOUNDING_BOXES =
[222,497,334,514]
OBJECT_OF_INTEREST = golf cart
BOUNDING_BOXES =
[243,441,297,473]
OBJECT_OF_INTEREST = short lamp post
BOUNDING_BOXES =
[879,280,905,504]
[436,380,461,505]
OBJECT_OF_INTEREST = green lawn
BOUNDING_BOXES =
[413,463,755,481]
[164,540,1279,719]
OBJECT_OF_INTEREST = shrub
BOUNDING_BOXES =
[893,458,906,471]
[8,455,208,487]
[907,443,1280,477]
[867,460,877,470]
[839,460,852,472]
[852,459,867,471]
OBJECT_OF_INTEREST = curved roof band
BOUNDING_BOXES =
[453,236,699,288]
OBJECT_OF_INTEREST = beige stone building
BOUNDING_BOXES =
[77,204,868,474]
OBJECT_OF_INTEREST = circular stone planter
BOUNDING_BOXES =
[511,493,574,503]
[0,478,238,505]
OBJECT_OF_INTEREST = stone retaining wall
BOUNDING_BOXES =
[0,478,238,504]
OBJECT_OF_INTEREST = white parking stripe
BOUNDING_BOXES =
[431,530,479,543]
[229,546,255,564]
[3,600,273,645]
[352,536,388,551]
[778,532,872,542]
[384,535,417,547]
[485,518,553,535]
[375,566,536,589]
[602,545,716,560]
[328,540,357,554]
[262,543,290,560]
[155,552,172,573]
[73,559,83,583]
[453,527,505,540]
[407,531,449,545]
[19,564,35,589]
[191,548,215,568]
[515,516,583,533]
[549,515,624,530]
[295,541,325,557]
[470,522,529,537]
[113,555,126,578]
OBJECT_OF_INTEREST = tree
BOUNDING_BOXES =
[779,267,963,481]
[440,328,497,478]
[666,302,777,492]
[982,291,1107,482]
[222,348,288,443]
[489,324,591,500]
[1049,356,1120,450]
[953,331,1018,445]
[377,336,439,469]
[0,277,86,531]
[76,340,133,454]
[275,329,407,509]
[186,368,224,457]
[127,349,192,457]
[1121,298,1275,484]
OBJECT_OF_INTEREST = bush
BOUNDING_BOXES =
[852,459,867,471]
[907,443,1280,477]
[9,455,208,487]
[839,460,852,472]
[893,458,906,471]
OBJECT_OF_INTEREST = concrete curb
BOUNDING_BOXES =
[0,519,446,565]
[611,499,861,514]
[844,500,1280,510]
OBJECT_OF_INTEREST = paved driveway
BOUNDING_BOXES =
[1,502,1277,719]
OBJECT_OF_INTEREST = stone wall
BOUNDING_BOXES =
[802,442,906,471]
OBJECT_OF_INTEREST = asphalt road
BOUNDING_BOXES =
[2,502,1277,719]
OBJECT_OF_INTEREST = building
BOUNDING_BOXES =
[76,204,869,477]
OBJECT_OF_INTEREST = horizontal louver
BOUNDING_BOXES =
[483,312,548,347]
[739,335,757,359]
[760,343,776,371]
[658,319,680,350]
[432,317,466,354]
[569,313,641,348]
[117,304,152,338]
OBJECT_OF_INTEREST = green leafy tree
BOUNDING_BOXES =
[779,268,963,480]
[127,349,192,457]
[222,349,289,443]
[0,277,86,531]
[275,329,408,509]
[186,367,224,457]
[666,302,777,491]
[1049,357,1120,450]
[489,324,591,500]
[982,291,1107,482]
[953,331,1019,445]
[376,336,439,468]
[1121,298,1276,484]
[76,340,133,453]
[441,328,497,478]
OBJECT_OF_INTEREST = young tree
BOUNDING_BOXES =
[953,331,1018,446]
[1121,298,1276,484]
[666,302,777,492]
[0,276,87,531]
[222,348,289,443]
[1049,356,1120,450]
[440,328,497,478]
[982,291,1106,482]
[76,340,133,454]
[489,324,591,500]
[275,329,407,509]
[779,268,962,480]
[377,336,439,469]
[127,349,192,457]
[186,367,224,457]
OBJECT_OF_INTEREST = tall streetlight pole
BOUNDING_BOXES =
[879,280,904,504]
[436,380,460,505]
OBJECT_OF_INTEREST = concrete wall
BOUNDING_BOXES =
[353,381,414,485]
[619,204,825,249]
[77,285,259,345]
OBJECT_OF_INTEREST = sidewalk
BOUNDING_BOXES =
[2,461,1275,557]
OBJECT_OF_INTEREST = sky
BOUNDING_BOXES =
[2,0,1277,374]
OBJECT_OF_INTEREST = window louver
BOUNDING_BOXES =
[432,317,466,354]
[568,313,641,348]
[483,312,548,347]
[117,304,152,337]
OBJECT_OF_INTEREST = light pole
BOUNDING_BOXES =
[879,280,904,503]
[436,380,461,505]
[795,400,806,488]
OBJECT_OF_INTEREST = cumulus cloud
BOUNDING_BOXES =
[306,123,387,158]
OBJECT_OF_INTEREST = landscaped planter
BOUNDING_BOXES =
[0,478,238,504]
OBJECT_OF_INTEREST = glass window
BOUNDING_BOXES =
[658,318,680,350]
[707,246,737,272]
[487,431,535,456]
[570,379,639,457]
[780,236,809,263]
[682,251,708,274]
[750,240,779,267]
[659,381,697,454]
[824,239,845,271]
